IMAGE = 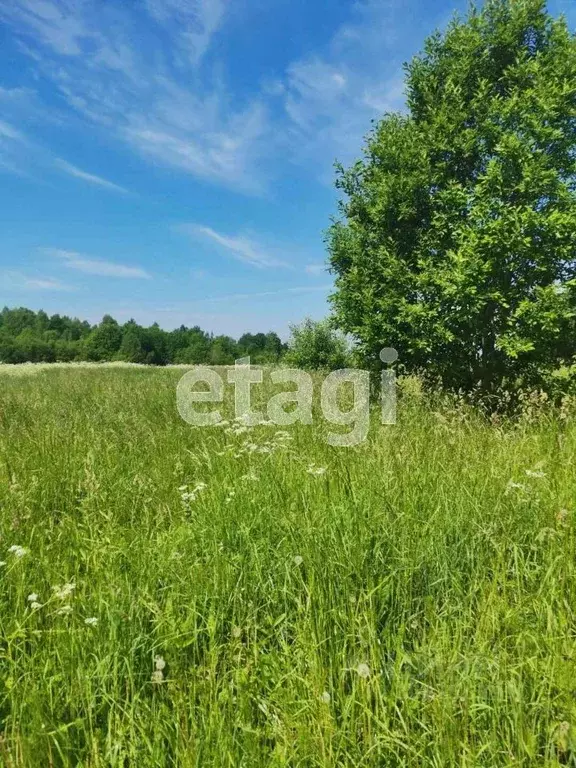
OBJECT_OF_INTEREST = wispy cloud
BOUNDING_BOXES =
[2,271,75,292]
[305,263,326,276]
[45,249,151,279]
[1,0,426,192]
[194,284,332,304]
[276,0,410,176]
[179,224,290,269]
[0,0,269,193]
[54,159,129,194]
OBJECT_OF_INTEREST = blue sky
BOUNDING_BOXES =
[1,0,574,337]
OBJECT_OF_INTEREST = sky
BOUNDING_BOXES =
[1,0,575,337]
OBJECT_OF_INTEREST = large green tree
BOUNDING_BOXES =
[327,0,576,394]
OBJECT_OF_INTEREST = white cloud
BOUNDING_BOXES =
[144,0,226,66]
[278,0,409,175]
[2,271,75,291]
[1,0,270,193]
[46,249,151,279]
[2,0,426,191]
[305,263,326,276]
[195,284,331,303]
[54,159,129,194]
[179,224,289,269]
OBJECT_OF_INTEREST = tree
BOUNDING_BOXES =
[327,0,576,395]
[284,318,351,370]
[84,315,122,361]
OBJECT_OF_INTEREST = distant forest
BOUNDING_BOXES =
[0,307,286,365]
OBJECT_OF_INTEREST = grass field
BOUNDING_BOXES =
[0,365,575,766]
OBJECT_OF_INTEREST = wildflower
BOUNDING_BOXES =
[241,472,259,482]
[307,464,327,476]
[154,655,166,671]
[56,604,73,616]
[231,626,242,639]
[8,545,28,558]
[293,555,303,567]
[320,691,331,704]
[506,480,528,495]
[225,490,236,504]
[556,508,570,527]
[525,469,546,479]
[53,583,75,600]
[356,663,371,679]
[151,670,164,684]
[84,617,98,627]
[180,482,207,505]
[27,593,39,603]
[30,602,42,610]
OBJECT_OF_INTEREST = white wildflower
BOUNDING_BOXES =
[307,464,327,476]
[56,604,73,616]
[151,670,164,684]
[84,617,98,627]
[320,691,331,704]
[525,469,546,479]
[8,545,28,558]
[27,593,39,603]
[53,583,75,600]
[356,663,371,679]
[30,602,42,610]
[293,555,303,567]
[180,482,207,504]
[154,655,166,671]
[231,626,242,639]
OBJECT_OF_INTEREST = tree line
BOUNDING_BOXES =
[0,307,287,365]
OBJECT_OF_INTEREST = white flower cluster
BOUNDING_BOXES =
[152,655,166,684]
[8,545,28,558]
[179,482,207,506]
[306,464,327,477]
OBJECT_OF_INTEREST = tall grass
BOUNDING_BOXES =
[0,366,575,766]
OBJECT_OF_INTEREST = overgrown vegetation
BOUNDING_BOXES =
[0,366,575,765]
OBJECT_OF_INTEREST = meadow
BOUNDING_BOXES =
[0,364,575,766]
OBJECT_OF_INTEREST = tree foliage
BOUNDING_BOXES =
[327,0,576,394]
[284,318,351,370]
[0,307,286,366]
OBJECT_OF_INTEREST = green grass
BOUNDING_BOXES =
[0,366,575,766]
